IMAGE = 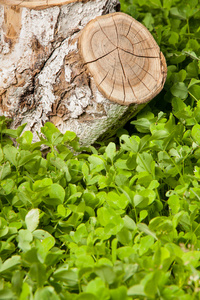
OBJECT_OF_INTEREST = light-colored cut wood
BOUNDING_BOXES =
[79,12,167,105]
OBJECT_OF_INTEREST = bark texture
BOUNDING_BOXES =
[0,0,163,146]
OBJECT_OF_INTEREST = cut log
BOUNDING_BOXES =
[79,12,166,105]
[0,0,167,146]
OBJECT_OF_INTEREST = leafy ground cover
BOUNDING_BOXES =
[0,0,200,299]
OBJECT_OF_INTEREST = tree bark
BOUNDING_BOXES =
[0,0,164,146]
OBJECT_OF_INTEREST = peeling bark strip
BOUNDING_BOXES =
[0,0,91,9]
[79,12,167,105]
[0,0,166,146]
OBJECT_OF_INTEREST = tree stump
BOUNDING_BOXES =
[0,0,167,146]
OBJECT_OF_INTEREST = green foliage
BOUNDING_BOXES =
[0,0,200,298]
[121,0,200,117]
[0,104,199,298]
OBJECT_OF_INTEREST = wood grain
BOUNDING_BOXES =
[79,12,167,105]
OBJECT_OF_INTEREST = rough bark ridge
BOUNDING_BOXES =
[0,0,155,146]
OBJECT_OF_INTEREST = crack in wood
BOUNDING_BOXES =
[128,78,138,102]
[84,47,117,64]
[126,20,133,37]
[97,20,117,49]
[98,70,110,87]
[127,60,153,91]
[112,15,119,47]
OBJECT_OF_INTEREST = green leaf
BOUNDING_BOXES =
[136,153,153,174]
[0,162,11,180]
[137,223,157,240]
[34,287,59,300]
[170,7,186,20]
[182,251,200,267]
[17,150,38,167]
[119,134,139,152]
[0,147,3,163]
[0,217,8,238]
[186,60,199,78]
[116,246,135,260]
[169,32,179,45]
[128,285,145,297]
[95,266,116,285]
[189,84,200,101]
[82,162,89,180]
[139,210,148,222]
[32,230,53,241]
[149,0,162,7]
[171,82,188,99]
[192,124,200,145]
[88,155,105,171]
[168,195,180,214]
[105,142,116,162]
[105,191,128,209]
[41,122,60,143]
[16,131,33,149]
[0,179,15,195]
[76,254,94,269]
[12,270,24,296]
[97,207,123,228]
[86,277,109,299]
[3,145,18,167]
[0,256,21,273]
[48,184,65,205]
[138,235,155,255]
[25,209,40,232]
[131,118,152,133]
[2,129,20,139]
[144,271,162,298]
[33,178,52,190]
[117,228,132,245]
[123,215,137,230]
[53,267,78,287]
[143,13,154,31]
[16,123,27,137]
[110,286,128,300]
[0,289,16,300]
[76,294,98,300]
[63,131,77,142]
[19,282,32,300]
[18,230,33,252]
[50,157,71,182]
[29,262,46,287]
[188,78,200,89]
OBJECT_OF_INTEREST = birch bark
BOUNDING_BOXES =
[0,0,148,146]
